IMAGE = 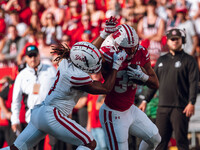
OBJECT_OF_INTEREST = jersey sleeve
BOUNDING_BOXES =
[69,73,92,87]
[138,45,150,66]
[99,46,115,63]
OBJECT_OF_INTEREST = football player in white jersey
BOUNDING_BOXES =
[1,17,127,150]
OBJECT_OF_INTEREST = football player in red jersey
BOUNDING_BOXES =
[99,24,161,150]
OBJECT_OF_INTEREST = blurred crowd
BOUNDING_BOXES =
[0,0,200,149]
[0,0,200,68]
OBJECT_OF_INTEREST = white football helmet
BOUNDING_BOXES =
[70,42,102,74]
[112,24,139,48]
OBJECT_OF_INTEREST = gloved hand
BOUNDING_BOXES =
[100,16,119,39]
[127,65,149,82]
[112,51,127,70]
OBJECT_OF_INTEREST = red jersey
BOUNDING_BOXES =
[100,45,150,111]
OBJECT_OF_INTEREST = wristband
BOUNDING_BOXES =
[100,31,109,39]
[112,62,120,70]
[142,74,149,82]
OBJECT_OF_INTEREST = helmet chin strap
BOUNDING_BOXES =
[127,44,139,60]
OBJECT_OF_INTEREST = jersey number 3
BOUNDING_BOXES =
[48,70,60,95]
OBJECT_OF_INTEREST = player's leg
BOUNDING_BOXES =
[129,105,161,150]
[41,107,96,150]
[1,105,47,150]
[91,128,107,150]
[99,103,130,150]
[7,122,46,150]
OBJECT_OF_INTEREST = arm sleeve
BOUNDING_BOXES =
[144,59,159,102]
[11,75,23,125]
[145,88,157,103]
[188,57,199,105]
[70,75,92,87]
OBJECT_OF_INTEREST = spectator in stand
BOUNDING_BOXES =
[0,8,6,41]
[61,34,72,48]
[86,0,105,29]
[22,14,42,37]
[0,76,27,148]
[165,2,179,31]
[62,0,81,39]
[41,0,65,26]
[137,0,165,67]
[36,32,53,66]
[176,7,199,56]
[73,12,100,43]
[9,10,27,37]
[19,0,42,26]
[41,12,63,45]
[132,0,147,24]
[11,45,56,150]
[186,0,200,37]
[156,0,168,21]
[0,25,26,67]
[17,28,38,66]
[0,8,6,53]
[3,0,21,12]
[0,76,14,148]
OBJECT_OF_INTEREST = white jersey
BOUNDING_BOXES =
[44,59,92,116]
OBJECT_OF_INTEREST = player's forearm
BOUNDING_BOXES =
[91,36,105,50]
[102,69,118,93]
[146,74,159,89]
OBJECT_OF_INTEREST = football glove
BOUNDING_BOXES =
[100,16,119,39]
[112,51,127,70]
[127,65,149,82]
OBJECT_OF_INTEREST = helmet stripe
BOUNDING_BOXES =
[125,24,134,44]
[71,76,91,80]
[122,24,134,44]
[74,44,100,58]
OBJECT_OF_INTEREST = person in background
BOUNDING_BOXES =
[22,14,42,37]
[140,28,199,150]
[85,0,105,29]
[19,0,42,26]
[40,0,65,26]
[11,45,56,150]
[41,12,63,45]
[176,7,199,56]
[132,0,147,24]
[73,12,100,43]
[0,8,6,53]
[0,76,14,148]
[62,0,81,45]
[9,10,27,37]
[0,25,26,67]
[16,28,38,67]
[137,0,165,67]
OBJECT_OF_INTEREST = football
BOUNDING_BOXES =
[127,64,147,85]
